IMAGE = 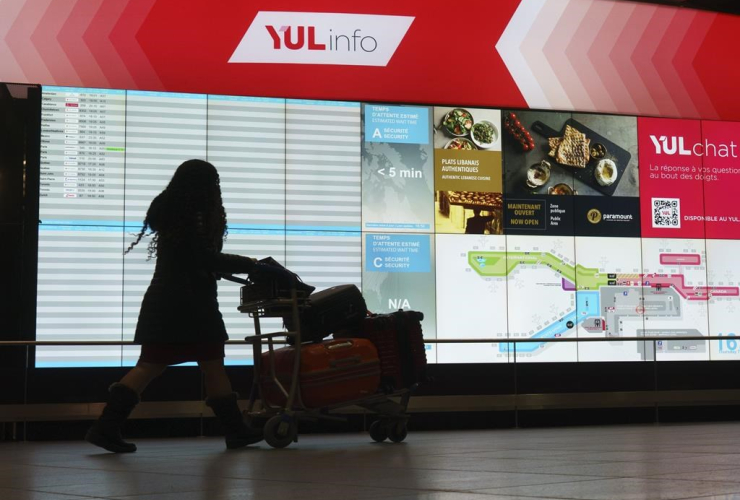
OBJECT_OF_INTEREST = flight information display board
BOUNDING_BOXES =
[37,88,360,367]
[37,87,740,367]
[40,88,126,225]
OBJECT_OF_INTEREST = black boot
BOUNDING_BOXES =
[206,393,263,449]
[85,383,139,453]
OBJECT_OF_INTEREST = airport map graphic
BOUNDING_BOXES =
[467,241,740,361]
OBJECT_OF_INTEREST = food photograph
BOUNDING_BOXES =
[433,107,502,151]
[502,110,639,197]
[433,107,504,234]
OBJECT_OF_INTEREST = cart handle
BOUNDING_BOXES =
[218,273,249,285]
[244,331,297,344]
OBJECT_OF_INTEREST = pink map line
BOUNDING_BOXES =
[572,273,737,300]
[641,273,739,300]
[660,254,701,265]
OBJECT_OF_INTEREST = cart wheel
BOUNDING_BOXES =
[369,421,388,442]
[387,422,408,443]
[264,415,297,449]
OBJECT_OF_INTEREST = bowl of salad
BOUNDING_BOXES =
[444,138,477,150]
[470,120,498,149]
[442,108,474,137]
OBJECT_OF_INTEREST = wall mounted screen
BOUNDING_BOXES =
[37,87,740,367]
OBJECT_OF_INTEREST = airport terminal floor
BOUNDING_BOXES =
[4,423,740,500]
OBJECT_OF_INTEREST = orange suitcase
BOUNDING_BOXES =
[260,338,381,409]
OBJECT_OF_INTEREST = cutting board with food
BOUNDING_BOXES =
[531,119,631,196]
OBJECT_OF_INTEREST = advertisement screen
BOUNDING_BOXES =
[37,86,740,367]
[700,120,740,240]
[638,117,705,239]
[433,107,503,236]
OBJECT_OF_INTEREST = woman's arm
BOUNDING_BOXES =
[189,212,256,274]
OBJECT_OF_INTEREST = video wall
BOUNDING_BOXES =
[37,86,740,367]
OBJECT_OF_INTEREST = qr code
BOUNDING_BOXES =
[652,198,681,228]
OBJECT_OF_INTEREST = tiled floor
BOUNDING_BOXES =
[3,423,740,499]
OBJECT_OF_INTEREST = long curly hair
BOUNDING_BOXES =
[125,159,228,259]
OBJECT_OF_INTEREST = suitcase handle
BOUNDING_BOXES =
[326,340,354,350]
[367,309,425,321]
[329,355,362,368]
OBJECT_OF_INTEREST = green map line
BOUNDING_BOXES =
[467,252,610,290]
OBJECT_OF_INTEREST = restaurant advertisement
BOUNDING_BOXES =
[500,110,639,237]
[432,107,503,235]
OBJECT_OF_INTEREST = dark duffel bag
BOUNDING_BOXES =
[240,257,315,304]
[286,284,368,344]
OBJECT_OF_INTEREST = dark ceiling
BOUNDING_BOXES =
[626,0,740,15]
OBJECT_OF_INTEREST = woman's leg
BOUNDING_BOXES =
[120,361,168,394]
[198,358,232,399]
[85,361,167,453]
[200,358,262,448]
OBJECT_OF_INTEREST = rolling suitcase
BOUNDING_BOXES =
[260,338,380,409]
[286,284,367,344]
[336,310,427,393]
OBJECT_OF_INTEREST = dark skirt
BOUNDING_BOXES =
[139,342,225,366]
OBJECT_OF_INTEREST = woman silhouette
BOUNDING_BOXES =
[85,159,289,453]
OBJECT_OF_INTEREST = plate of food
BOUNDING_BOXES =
[445,138,477,150]
[442,108,474,136]
[470,120,498,149]
[590,143,607,160]
[548,183,575,195]
[595,159,618,186]
[531,119,631,196]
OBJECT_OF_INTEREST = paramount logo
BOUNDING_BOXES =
[229,12,414,66]
[603,213,633,221]
[587,208,634,224]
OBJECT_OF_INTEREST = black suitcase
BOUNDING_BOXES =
[336,310,427,392]
[286,284,367,344]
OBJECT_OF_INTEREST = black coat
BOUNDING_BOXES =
[133,203,255,345]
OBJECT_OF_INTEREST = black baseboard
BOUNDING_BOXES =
[15,405,740,442]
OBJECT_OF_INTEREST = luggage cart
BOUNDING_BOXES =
[221,274,413,449]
